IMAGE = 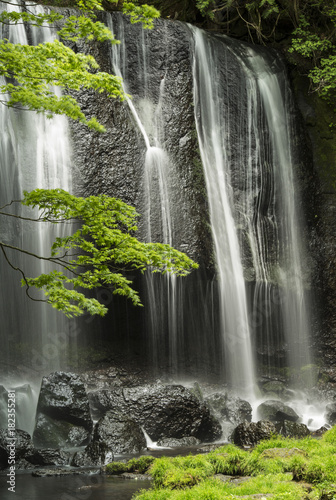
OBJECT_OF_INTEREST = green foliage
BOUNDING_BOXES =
[0,189,197,317]
[0,39,123,132]
[323,424,336,444]
[150,455,215,489]
[105,456,155,475]
[127,455,156,473]
[105,461,129,474]
[288,1,336,106]
[0,0,159,128]
[195,0,216,19]
[133,429,336,499]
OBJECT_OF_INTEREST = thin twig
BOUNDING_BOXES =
[0,243,46,303]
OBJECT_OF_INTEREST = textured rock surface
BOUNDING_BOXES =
[33,372,93,448]
[275,420,311,438]
[325,402,336,425]
[156,436,201,447]
[293,74,336,370]
[25,448,70,466]
[257,400,299,422]
[71,441,110,467]
[89,383,222,442]
[0,429,34,469]
[93,411,146,454]
[205,393,252,424]
[232,420,277,447]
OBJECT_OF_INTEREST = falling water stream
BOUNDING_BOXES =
[189,27,313,397]
[107,14,182,373]
[0,1,72,433]
[191,27,256,397]
[103,16,314,398]
[0,5,318,446]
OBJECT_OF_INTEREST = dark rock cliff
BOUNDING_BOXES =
[66,12,335,379]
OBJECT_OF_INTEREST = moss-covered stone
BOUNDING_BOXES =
[105,461,128,475]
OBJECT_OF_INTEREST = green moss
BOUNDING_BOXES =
[105,461,128,475]
[127,456,156,474]
[133,428,336,499]
[105,456,156,475]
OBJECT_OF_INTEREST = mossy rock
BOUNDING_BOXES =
[261,447,307,459]
[127,456,155,474]
[105,461,128,475]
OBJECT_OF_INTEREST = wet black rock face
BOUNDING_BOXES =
[93,411,147,454]
[205,392,252,425]
[256,400,299,422]
[33,372,93,449]
[232,420,277,447]
[89,383,222,442]
[0,429,33,469]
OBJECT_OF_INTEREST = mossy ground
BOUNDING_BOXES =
[108,426,336,499]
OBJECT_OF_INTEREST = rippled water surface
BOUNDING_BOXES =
[0,472,151,500]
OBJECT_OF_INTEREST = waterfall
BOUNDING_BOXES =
[0,2,72,432]
[190,28,256,396]
[0,4,314,420]
[107,14,183,373]
[189,27,312,392]
[99,15,313,392]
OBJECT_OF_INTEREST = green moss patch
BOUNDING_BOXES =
[132,426,336,499]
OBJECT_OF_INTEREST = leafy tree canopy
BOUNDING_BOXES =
[0,0,160,131]
[0,189,198,318]
[193,0,336,109]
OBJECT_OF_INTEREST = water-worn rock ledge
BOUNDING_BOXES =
[0,370,332,472]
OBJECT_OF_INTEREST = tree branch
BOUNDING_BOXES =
[0,241,79,275]
[0,243,46,303]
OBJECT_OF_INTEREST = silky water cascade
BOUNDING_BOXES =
[0,6,327,449]
[95,14,324,427]
[0,2,73,434]
[189,27,322,424]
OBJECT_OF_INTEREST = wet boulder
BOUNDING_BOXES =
[89,383,222,442]
[93,411,146,454]
[33,372,93,448]
[0,429,34,469]
[325,402,336,425]
[71,441,110,467]
[232,420,277,447]
[275,420,311,438]
[26,448,70,466]
[156,436,201,447]
[257,400,299,422]
[205,392,252,424]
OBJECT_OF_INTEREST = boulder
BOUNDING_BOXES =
[156,436,201,447]
[34,413,90,449]
[93,411,146,454]
[26,448,70,466]
[0,429,34,469]
[33,372,93,448]
[205,392,252,424]
[232,420,277,447]
[325,403,336,425]
[257,400,299,422]
[89,383,222,442]
[71,441,110,467]
[275,420,311,438]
